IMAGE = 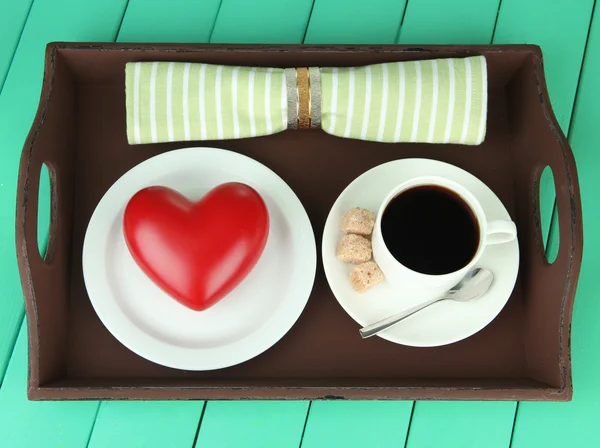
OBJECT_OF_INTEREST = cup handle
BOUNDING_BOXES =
[487,220,517,245]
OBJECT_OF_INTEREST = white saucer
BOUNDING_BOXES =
[322,158,519,347]
[83,147,316,370]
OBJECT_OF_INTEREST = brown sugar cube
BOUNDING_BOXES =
[336,234,372,264]
[350,261,384,293]
[340,207,376,235]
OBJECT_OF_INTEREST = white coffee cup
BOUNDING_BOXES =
[371,176,517,298]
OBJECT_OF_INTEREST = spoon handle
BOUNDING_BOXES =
[359,297,443,339]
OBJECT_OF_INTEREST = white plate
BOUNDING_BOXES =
[83,147,316,370]
[322,158,519,347]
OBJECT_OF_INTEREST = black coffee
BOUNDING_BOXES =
[381,185,479,275]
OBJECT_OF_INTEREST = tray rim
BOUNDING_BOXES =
[16,42,583,401]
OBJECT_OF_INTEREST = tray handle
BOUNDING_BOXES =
[16,44,64,279]
[536,148,580,270]
[514,50,584,395]
[21,160,58,264]
[531,53,583,274]
[16,43,74,390]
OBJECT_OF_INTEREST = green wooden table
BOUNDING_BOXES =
[0,0,597,446]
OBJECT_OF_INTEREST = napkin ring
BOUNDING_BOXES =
[285,67,321,130]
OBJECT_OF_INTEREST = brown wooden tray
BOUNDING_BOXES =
[16,43,583,401]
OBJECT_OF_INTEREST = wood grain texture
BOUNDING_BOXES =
[210,0,314,43]
[303,0,407,44]
[195,402,310,448]
[406,402,516,448]
[0,322,99,447]
[0,0,127,383]
[0,0,33,91]
[301,401,412,448]
[118,0,222,43]
[398,0,500,44]
[88,401,204,448]
[511,6,600,446]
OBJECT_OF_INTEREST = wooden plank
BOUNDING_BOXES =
[84,1,222,445]
[0,0,127,382]
[406,402,516,448]
[0,0,125,446]
[300,3,416,446]
[405,2,593,447]
[494,0,594,253]
[88,402,204,448]
[0,322,100,447]
[301,401,412,448]
[494,0,593,131]
[303,0,407,44]
[195,402,309,448]
[405,401,515,447]
[511,6,600,447]
[210,0,314,43]
[117,0,222,43]
[0,0,33,91]
[398,0,500,44]
[396,2,514,446]
[193,3,317,444]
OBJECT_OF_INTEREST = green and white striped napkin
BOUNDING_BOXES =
[125,56,487,145]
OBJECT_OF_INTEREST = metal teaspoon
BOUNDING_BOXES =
[359,268,494,339]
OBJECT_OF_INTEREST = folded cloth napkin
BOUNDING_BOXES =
[125,55,487,145]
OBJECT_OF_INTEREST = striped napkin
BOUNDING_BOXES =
[125,56,487,145]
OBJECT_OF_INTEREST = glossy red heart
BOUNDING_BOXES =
[123,183,269,311]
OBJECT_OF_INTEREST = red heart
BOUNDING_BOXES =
[123,183,269,311]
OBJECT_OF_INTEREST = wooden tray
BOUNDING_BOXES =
[16,43,583,401]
